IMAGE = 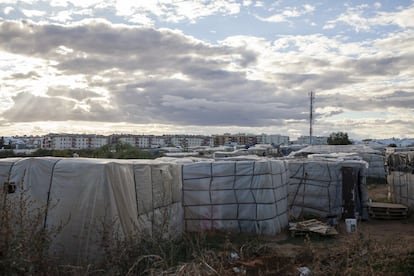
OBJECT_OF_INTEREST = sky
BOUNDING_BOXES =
[0,0,413,140]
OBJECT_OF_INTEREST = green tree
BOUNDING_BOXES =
[92,143,153,159]
[327,132,352,145]
[30,148,53,156]
[0,150,15,158]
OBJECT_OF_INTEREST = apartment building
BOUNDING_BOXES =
[168,135,214,148]
[296,135,328,145]
[256,134,290,145]
[213,133,257,146]
[39,133,287,150]
[110,134,212,149]
[42,134,108,150]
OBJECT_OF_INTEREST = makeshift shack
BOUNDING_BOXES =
[182,159,289,235]
[289,145,386,184]
[387,151,414,208]
[286,157,369,220]
[0,157,183,264]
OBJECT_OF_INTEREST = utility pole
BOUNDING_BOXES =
[309,91,315,145]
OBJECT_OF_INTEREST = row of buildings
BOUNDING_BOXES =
[2,133,331,151]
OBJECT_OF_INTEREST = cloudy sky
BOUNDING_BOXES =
[0,0,413,140]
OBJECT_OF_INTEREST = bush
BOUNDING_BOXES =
[327,132,352,145]
[0,177,62,274]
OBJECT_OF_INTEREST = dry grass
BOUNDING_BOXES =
[1,178,413,275]
[1,218,413,275]
[0,174,63,275]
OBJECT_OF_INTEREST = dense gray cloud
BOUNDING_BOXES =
[341,56,402,76]
[316,90,414,112]
[7,71,40,79]
[46,87,103,101]
[0,18,413,138]
[0,20,307,127]
[4,92,122,122]
[374,90,414,109]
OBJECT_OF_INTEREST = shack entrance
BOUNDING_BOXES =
[342,167,362,219]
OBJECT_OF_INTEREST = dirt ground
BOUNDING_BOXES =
[362,184,414,242]
[219,184,414,275]
[367,183,391,203]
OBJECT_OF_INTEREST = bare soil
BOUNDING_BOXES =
[214,184,414,275]
[367,183,391,203]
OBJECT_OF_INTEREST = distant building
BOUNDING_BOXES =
[296,136,328,145]
[109,134,213,149]
[1,135,43,150]
[42,134,108,150]
[256,134,289,145]
[167,135,213,148]
[137,136,151,148]
[109,134,152,148]
[213,133,257,146]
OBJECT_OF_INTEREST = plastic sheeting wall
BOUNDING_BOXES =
[0,157,183,264]
[289,145,386,183]
[387,151,414,208]
[182,160,289,235]
[358,152,386,183]
[286,159,369,219]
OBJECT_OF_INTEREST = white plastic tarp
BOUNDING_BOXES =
[289,145,386,182]
[182,159,289,235]
[286,158,369,219]
[0,157,183,264]
[387,151,414,208]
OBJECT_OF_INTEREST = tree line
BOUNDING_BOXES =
[0,142,160,159]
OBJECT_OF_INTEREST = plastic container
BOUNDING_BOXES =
[345,218,357,233]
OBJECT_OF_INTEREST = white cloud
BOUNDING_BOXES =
[0,0,36,3]
[324,3,414,32]
[374,5,414,28]
[3,6,14,15]
[254,1,264,8]
[259,13,286,23]
[50,10,73,22]
[322,22,335,30]
[63,0,103,8]
[113,0,241,24]
[50,0,69,7]
[0,2,413,139]
[257,4,315,23]
[128,14,154,26]
[21,9,47,18]
[323,5,370,32]
[243,0,253,7]
[303,4,315,13]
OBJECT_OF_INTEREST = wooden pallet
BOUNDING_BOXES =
[289,219,338,237]
[368,202,408,220]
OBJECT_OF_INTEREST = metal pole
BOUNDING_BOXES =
[309,91,314,145]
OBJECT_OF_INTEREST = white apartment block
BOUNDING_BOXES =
[187,136,209,147]
[169,135,214,148]
[118,136,136,147]
[42,134,108,150]
[256,134,290,145]
[137,136,150,148]
[48,135,73,150]
[115,135,212,149]
[151,137,166,148]
[118,136,151,148]
[90,136,109,148]
[170,136,183,147]
[296,135,328,145]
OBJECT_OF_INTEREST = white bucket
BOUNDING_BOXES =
[345,218,357,233]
